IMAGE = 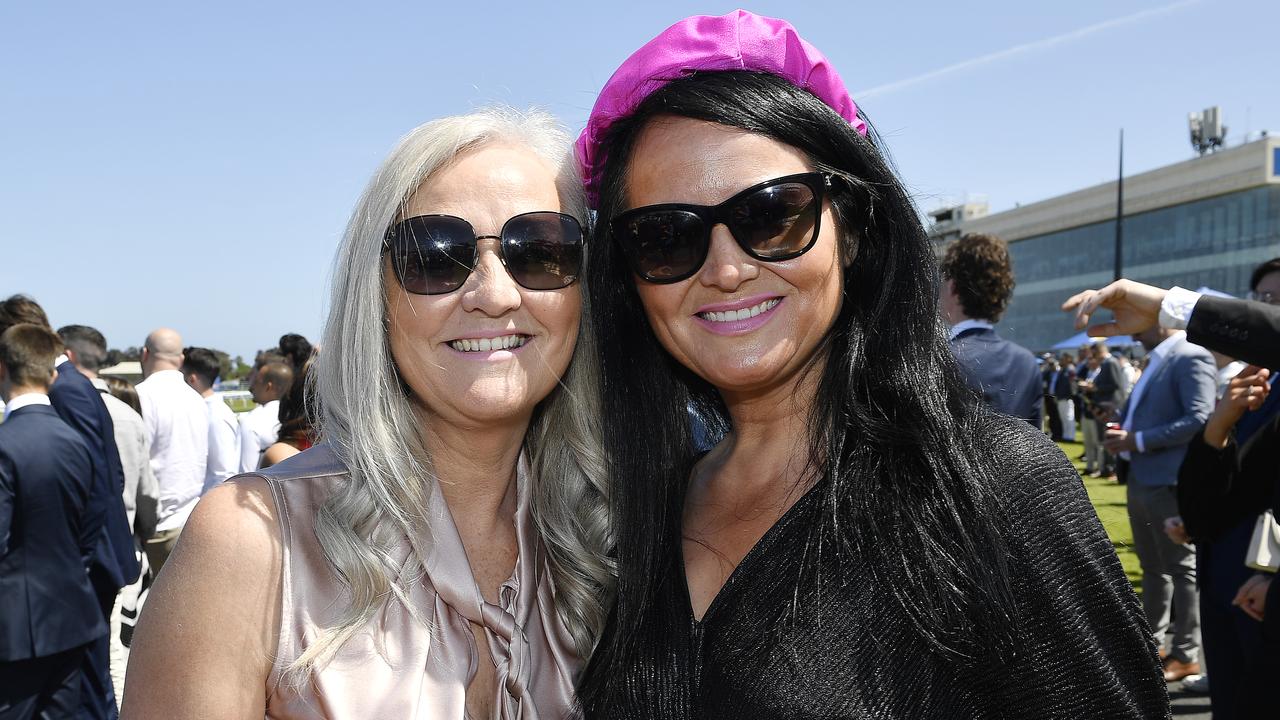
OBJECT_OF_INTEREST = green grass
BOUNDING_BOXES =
[1054,438,1142,596]
[222,395,256,413]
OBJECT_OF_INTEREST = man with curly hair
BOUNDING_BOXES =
[941,233,1043,427]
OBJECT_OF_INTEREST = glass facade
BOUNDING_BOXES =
[998,185,1280,351]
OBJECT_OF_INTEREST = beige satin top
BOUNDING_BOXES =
[248,443,581,719]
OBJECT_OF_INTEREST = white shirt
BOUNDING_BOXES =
[1120,331,1186,456]
[1216,361,1247,398]
[237,400,280,473]
[3,391,51,420]
[1121,363,1139,393]
[948,318,994,340]
[136,369,210,531]
[1159,286,1201,330]
[204,393,241,492]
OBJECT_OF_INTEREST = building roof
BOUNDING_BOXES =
[99,361,142,379]
[931,135,1280,244]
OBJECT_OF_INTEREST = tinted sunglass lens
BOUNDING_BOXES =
[731,182,818,258]
[616,210,707,281]
[389,217,475,295]
[502,213,582,290]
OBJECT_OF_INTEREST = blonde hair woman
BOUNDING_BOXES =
[123,107,611,719]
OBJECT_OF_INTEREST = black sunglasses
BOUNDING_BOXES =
[384,211,583,295]
[609,171,832,283]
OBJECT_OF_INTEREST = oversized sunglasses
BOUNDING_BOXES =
[384,211,583,295]
[609,172,832,283]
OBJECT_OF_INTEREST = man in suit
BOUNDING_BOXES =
[59,325,158,541]
[0,323,108,719]
[1102,322,1217,682]
[941,233,1042,426]
[1054,353,1078,441]
[1080,341,1127,478]
[1041,355,1063,439]
[0,296,137,720]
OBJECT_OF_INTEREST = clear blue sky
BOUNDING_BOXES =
[2,0,1275,360]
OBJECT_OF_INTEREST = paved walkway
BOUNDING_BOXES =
[1168,679,1212,718]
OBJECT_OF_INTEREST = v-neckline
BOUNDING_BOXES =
[678,479,823,624]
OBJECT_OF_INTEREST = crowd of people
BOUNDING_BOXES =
[1,9,1277,720]
[946,250,1280,717]
[0,293,315,718]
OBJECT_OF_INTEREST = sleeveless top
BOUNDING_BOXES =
[244,443,581,719]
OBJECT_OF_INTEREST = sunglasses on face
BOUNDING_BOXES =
[384,211,583,295]
[609,171,833,284]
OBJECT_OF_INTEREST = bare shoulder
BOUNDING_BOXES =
[121,477,283,719]
[261,442,301,470]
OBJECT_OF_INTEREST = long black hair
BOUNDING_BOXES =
[579,71,1018,700]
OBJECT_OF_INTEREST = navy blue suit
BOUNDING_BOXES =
[950,326,1044,427]
[0,404,108,717]
[48,362,138,720]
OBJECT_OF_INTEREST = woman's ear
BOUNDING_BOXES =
[840,231,859,270]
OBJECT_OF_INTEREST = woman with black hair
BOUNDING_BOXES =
[574,11,1167,719]
[277,332,313,371]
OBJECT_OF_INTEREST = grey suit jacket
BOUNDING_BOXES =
[1121,335,1217,487]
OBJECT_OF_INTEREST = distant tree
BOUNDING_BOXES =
[105,346,142,366]
[225,355,252,380]
[210,349,233,381]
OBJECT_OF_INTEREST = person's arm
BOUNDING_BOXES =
[207,416,241,489]
[1063,280,1169,337]
[237,414,259,474]
[49,383,112,559]
[134,430,159,540]
[1187,295,1280,369]
[992,423,1167,716]
[1175,369,1274,541]
[50,379,107,455]
[1064,279,1280,369]
[1136,352,1217,452]
[0,454,14,555]
[120,477,281,719]
[77,453,108,564]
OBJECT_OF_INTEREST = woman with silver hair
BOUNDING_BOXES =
[123,107,611,719]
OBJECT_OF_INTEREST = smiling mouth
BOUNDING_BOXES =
[447,334,530,352]
[696,298,781,323]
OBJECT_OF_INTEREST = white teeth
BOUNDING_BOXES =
[448,335,528,353]
[698,298,780,323]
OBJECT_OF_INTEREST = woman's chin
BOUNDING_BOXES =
[695,362,792,395]
[412,384,550,428]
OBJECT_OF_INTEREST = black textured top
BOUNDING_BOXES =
[585,420,1170,719]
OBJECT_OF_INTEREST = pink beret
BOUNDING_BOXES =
[575,9,867,207]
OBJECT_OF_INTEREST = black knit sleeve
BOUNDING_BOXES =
[985,420,1170,719]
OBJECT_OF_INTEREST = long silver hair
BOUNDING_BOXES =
[298,107,612,675]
